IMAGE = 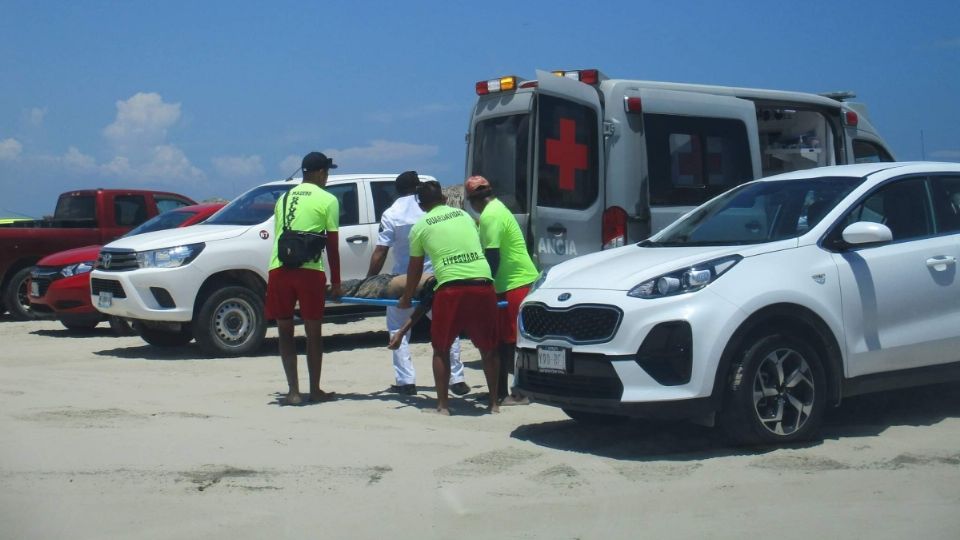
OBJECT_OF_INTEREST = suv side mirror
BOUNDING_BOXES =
[841,221,893,246]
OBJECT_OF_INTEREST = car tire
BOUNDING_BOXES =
[562,408,629,424]
[3,267,38,321]
[59,315,101,331]
[133,321,194,347]
[193,286,266,357]
[719,333,827,446]
[108,316,136,336]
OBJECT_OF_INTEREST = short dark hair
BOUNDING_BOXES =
[415,180,444,207]
[395,170,420,195]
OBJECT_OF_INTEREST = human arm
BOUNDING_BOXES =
[367,245,390,277]
[388,303,428,349]
[397,255,424,309]
[484,248,500,277]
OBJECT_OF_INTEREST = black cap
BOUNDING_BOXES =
[301,151,337,172]
[395,170,420,194]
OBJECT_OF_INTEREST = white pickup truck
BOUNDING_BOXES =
[90,174,417,356]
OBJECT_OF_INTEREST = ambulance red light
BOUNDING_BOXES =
[579,69,600,85]
[602,206,628,249]
[624,96,643,113]
[520,81,538,89]
[476,81,490,95]
[475,76,518,95]
[844,110,859,127]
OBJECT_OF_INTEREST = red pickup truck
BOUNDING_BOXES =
[0,189,196,320]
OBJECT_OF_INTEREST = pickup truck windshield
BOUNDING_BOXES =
[471,113,530,213]
[206,184,294,226]
[644,176,864,246]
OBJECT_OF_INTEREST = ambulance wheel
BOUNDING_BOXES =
[194,286,266,357]
[133,322,194,347]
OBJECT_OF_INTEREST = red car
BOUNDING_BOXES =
[29,203,225,332]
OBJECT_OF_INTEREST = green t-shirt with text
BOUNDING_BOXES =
[478,198,539,293]
[409,205,491,288]
[269,182,339,272]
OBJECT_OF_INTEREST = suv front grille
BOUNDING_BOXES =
[520,303,622,344]
[91,278,126,298]
[97,249,138,272]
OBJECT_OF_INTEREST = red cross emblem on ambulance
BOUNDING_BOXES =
[545,118,588,192]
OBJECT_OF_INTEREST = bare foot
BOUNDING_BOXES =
[500,395,529,406]
[422,407,451,416]
[308,390,336,403]
[488,404,501,414]
[281,392,302,406]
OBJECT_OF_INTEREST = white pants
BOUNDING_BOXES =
[386,305,464,385]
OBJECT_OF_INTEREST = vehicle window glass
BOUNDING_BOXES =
[853,140,894,163]
[536,95,599,210]
[929,176,960,233]
[124,210,195,237]
[840,177,933,241]
[649,177,863,246]
[53,194,96,221]
[114,195,149,226]
[156,197,191,213]
[472,113,531,213]
[324,183,360,226]
[371,181,398,223]
[206,184,293,226]
[645,114,753,206]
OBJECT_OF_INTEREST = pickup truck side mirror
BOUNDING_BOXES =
[841,221,893,246]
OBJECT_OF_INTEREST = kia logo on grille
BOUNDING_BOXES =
[557,292,571,301]
[102,253,112,269]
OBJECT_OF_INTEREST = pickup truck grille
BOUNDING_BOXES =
[520,303,622,344]
[97,249,138,271]
[91,278,126,298]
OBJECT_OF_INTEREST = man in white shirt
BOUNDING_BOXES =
[367,171,469,396]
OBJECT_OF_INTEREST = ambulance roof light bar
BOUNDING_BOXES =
[819,91,857,102]
[551,69,603,85]
[475,75,521,96]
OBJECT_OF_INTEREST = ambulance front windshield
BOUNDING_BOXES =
[470,113,531,213]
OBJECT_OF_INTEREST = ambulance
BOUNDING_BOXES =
[466,69,894,267]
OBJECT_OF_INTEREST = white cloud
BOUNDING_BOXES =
[0,138,23,161]
[25,107,47,127]
[62,147,97,170]
[141,145,205,181]
[325,140,438,164]
[279,154,302,175]
[212,155,264,177]
[931,149,960,160]
[103,92,181,152]
[102,156,132,176]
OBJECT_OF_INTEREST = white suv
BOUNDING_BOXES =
[516,162,960,445]
[91,175,417,356]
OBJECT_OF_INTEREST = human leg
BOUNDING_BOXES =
[303,318,331,401]
[432,348,452,414]
[386,305,416,386]
[460,285,501,412]
[276,318,300,404]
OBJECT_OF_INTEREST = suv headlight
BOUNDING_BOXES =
[61,261,95,277]
[136,243,205,269]
[627,255,742,299]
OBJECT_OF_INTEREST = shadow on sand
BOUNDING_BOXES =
[510,382,960,461]
[265,385,494,417]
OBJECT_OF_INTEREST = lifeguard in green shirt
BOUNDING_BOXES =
[465,175,539,406]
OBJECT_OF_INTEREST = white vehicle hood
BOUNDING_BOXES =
[102,224,253,251]
[539,240,797,291]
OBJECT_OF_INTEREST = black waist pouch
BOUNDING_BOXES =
[277,191,327,268]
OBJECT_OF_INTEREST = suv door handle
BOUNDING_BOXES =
[926,256,957,270]
[546,224,566,237]
[346,235,369,244]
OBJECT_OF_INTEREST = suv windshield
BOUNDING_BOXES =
[645,176,864,246]
[206,184,294,226]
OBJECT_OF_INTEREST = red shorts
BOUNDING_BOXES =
[265,267,327,320]
[430,283,498,352]
[498,285,530,345]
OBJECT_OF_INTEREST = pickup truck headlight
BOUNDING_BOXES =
[136,243,205,269]
[627,255,742,299]
[61,261,95,277]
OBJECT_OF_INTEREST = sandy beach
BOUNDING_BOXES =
[1,314,959,540]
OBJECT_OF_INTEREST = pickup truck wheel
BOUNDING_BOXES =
[194,286,266,357]
[562,408,629,424]
[59,315,101,331]
[719,334,826,446]
[133,322,194,347]
[4,267,39,321]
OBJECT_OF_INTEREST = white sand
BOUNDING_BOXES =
[1,315,959,539]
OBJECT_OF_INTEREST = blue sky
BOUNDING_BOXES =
[1,0,958,217]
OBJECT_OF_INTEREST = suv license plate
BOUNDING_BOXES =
[30,281,39,297]
[537,346,569,374]
[98,291,113,308]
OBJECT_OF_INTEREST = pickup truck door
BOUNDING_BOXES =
[640,88,760,235]
[101,192,152,243]
[324,181,373,281]
[531,70,605,268]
